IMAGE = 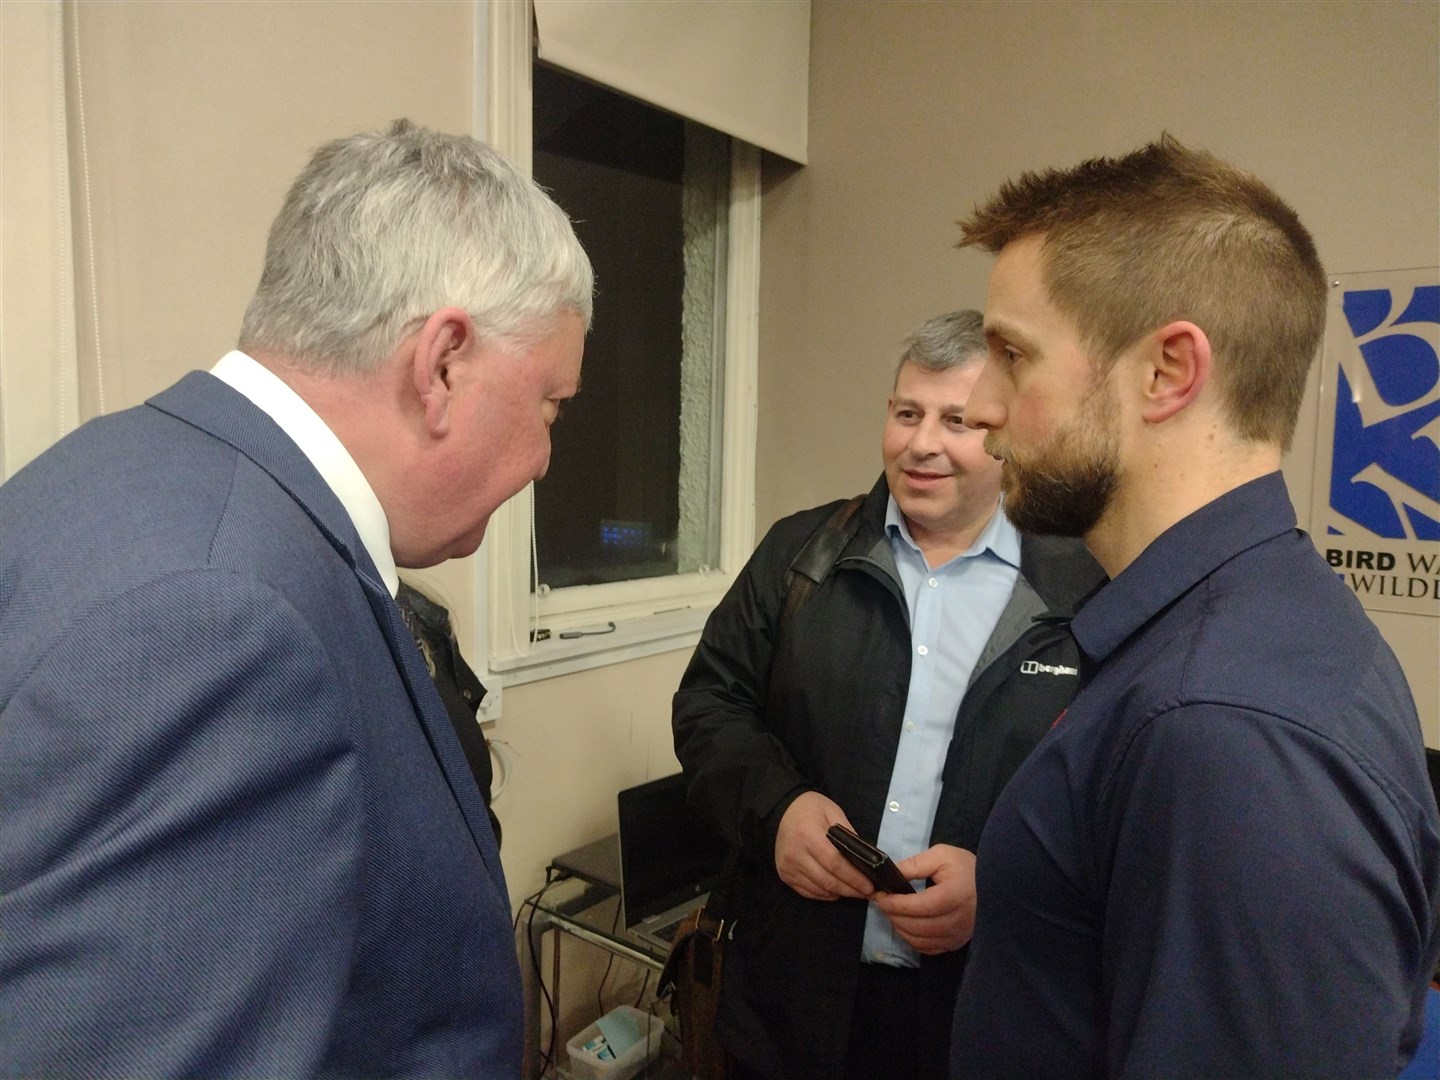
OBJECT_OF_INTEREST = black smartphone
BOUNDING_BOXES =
[826,824,915,894]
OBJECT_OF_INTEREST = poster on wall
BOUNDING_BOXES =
[1308,268,1439,618]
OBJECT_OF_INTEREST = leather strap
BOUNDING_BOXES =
[778,494,866,633]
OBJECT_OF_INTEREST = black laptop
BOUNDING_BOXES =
[551,832,621,891]
[616,773,728,955]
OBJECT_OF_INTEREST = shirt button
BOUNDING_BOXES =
[905,721,915,732]
[917,645,928,656]
[927,577,938,588]
[888,801,900,813]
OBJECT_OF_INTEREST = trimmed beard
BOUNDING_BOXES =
[995,389,1120,538]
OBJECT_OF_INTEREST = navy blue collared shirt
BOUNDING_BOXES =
[951,472,1440,1079]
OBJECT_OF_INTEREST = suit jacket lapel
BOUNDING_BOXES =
[356,576,506,885]
[147,372,506,889]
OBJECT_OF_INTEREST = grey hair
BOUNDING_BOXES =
[238,119,594,374]
[893,309,987,384]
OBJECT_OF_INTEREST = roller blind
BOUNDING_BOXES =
[532,0,810,164]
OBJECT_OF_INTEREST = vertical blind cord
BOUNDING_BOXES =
[50,1,75,440]
[506,482,542,659]
[70,0,104,416]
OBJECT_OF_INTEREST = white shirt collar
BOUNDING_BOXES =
[210,350,399,597]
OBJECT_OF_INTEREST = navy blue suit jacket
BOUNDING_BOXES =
[0,373,521,1077]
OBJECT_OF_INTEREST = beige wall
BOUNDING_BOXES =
[66,0,472,416]
[758,0,1440,742]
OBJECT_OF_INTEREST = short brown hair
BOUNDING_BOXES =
[959,135,1326,449]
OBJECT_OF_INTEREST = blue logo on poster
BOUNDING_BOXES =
[1331,286,1440,539]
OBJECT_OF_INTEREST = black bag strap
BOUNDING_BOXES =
[777,494,867,634]
[686,493,868,942]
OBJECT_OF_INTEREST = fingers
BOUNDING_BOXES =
[774,791,875,901]
[875,844,977,954]
[892,920,966,955]
[822,848,877,899]
[892,846,948,885]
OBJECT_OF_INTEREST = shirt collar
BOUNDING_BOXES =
[210,350,399,597]
[1070,471,1297,666]
[885,493,1021,569]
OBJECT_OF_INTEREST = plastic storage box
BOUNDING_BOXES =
[564,1005,666,1080]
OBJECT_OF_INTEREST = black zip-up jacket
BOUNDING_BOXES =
[672,476,1105,1078]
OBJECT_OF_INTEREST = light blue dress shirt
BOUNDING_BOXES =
[860,495,1020,967]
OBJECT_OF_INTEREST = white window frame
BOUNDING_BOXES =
[471,0,758,696]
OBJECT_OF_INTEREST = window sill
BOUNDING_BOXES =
[477,602,714,715]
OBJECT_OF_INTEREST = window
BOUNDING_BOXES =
[476,2,759,690]
[531,63,727,592]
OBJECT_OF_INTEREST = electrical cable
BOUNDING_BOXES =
[632,971,651,1010]
[595,891,625,1017]
[596,951,617,1019]
[487,737,515,802]
[517,874,563,1077]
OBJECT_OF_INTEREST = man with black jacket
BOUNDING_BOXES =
[672,310,1105,1079]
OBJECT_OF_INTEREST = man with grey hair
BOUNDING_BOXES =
[0,120,592,1077]
[673,310,1103,1079]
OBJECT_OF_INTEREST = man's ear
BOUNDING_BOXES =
[412,308,474,437]
[1141,321,1212,425]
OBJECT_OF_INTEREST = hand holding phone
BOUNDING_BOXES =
[826,824,915,894]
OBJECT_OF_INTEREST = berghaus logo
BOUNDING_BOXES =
[1020,660,1078,676]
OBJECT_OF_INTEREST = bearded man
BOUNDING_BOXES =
[949,136,1440,1078]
